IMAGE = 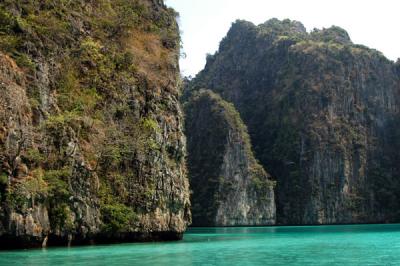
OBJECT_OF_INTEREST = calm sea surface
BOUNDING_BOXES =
[1,224,400,265]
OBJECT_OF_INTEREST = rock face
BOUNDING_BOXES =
[190,19,400,225]
[184,90,275,226]
[0,0,190,249]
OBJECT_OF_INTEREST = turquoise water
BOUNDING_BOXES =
[1,224,400,265]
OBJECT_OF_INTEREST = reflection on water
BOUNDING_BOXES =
[1,224,400,266]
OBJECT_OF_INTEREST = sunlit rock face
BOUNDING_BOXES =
[0,0,190,249]
[189,18,400,225]
[184,90,275,226]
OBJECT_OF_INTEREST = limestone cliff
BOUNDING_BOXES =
[190,19,400,225]
[184,90,275,226]
[0,0,190,249]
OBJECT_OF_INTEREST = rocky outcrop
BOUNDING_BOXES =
[0,0,190,249]
[184,90,275,226]
[190,19,400,225]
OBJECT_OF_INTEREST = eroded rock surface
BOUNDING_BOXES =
[0,0,190,248]
[184,90,275,226]
[190,19,400,225]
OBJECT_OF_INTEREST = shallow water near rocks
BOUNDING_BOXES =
[1,224,400,265]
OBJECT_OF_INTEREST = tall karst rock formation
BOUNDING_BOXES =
[184,90,275,226]
[0,0,190,249]
[189,19,400,225]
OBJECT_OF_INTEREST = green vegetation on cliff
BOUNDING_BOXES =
[0,0,190,248]
[190,18,400,225]
[184,89,275,226]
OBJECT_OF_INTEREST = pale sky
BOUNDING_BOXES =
[165,0,400,77]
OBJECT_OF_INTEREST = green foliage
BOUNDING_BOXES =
[80,38,104,63]
[113,0,141,31]
[24,11,71,46]
[49,203,75,231]
[92,0,145,37]
[0,172,8,200]
[141,118,161,151]
[43,168,71,201]
[114,51,136,71]
[6,176,48,210]
[0,7,21,52]
[100,126,136,167]
[24,148,46,165]
[5,188,26,211]
[77,38,123,98]
[251,174,276,191]
[260,18,306,38]
[141,118,160,132]
[0,35,21,53]
[98,179,113,202]
[44,112,93,144]
[99,116,161,170]
[0,8,16,33]
[43,168,74,231]
[57,66,102,114]
[43,113,75,141]
[101,203,136,233]
[0,172,8,185]
[310,26,351,44]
